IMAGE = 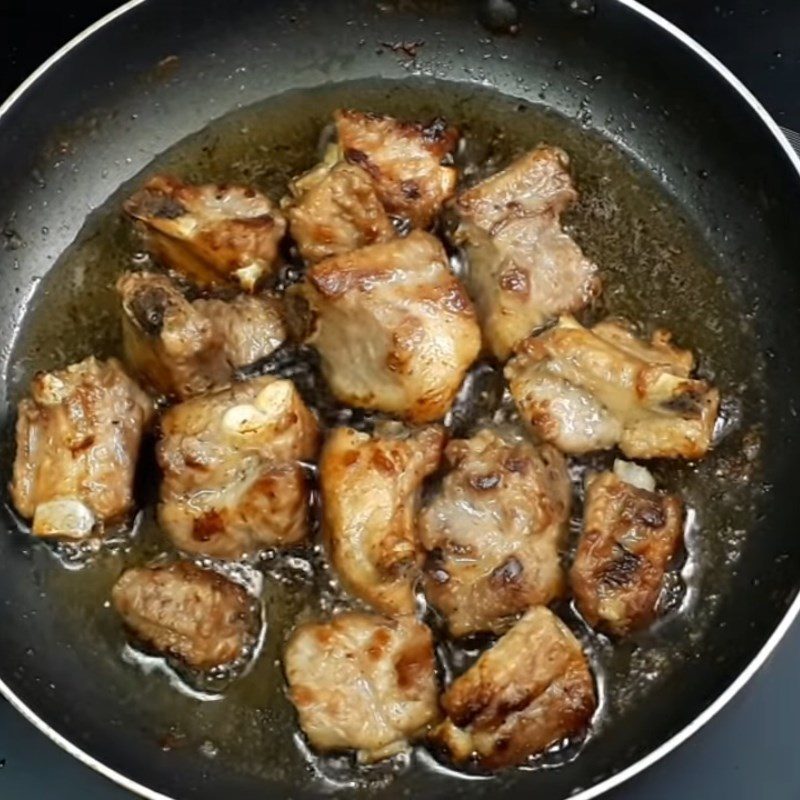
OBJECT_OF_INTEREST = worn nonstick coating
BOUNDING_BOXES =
[1,1,800,798]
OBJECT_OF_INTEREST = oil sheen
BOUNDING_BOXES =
[5,78,766,793]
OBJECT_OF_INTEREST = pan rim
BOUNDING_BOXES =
[0,1,799,798]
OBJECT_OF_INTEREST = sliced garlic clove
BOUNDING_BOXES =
[32,499,96,539]
[222,403,268,436]
[223,381,295,438]
[233,263,264,293]
[613,459,656,492]
[254,379,294,417]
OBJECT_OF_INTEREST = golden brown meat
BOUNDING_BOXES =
[10,357,154,539]
[157,376,319,559]
[118,271,285,400]
[505,315,720,459]
[419,429,570,636]
[285,613,440,762]
[124,175,286,291]
[286,158,395,263]
[431,606,596,768]
[321,424,445,615]
[571,460,684,636]
[336,109,459,228]
[455,146,600,360]
[112,561,258,669]
[294,231,481,423]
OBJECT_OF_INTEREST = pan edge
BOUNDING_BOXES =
[0,2,799,799]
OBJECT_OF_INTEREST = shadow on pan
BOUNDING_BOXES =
[0,1,799,798]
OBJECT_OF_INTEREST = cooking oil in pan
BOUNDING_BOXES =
[5,78,767,792]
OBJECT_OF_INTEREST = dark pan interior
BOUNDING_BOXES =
[1,1,800,798]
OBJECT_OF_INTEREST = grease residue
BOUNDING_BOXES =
[5,78,767,793]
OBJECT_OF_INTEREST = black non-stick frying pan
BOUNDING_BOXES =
[1,1,800,798]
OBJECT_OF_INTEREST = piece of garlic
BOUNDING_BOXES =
[613,459,656,492]
[222,404,268,436]
[233,263,264,293]
[254,379,293,415]
[32,499,96,539]
[223,381,294,438]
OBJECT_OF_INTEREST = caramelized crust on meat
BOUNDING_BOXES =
[455,146,600,360]
[285,613,440,762]
[10,357,154,539]
[118,271,285,399]
[505,315,720,459]
[112,561,258,669]
[157,376,319,559]
[419,429,570,636]
[124,175,286,291]
[571,463,684,635]
[294,231,481,423]
[336,109,459,228]
[321,424,445,615]
[458,145,578,223]
[431,607,596,768]
[287,159,395,263]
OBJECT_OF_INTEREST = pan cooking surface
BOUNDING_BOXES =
[2,77,770,793]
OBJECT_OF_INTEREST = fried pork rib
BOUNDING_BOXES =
[321,424,445,615]
[157,376,319,560]
[124,175,287,291]
[286,158,395,263]
[432,606,596,768]
[505,315,720,459]
[419,429,570,636]
[455,146,600,360]
[285,613,440,762]
[10,357,154,539]
[295,231,481,423]
[118,271,285,400]
[336,109,459,228]
[571,460,684,636]
[112,561,258,670]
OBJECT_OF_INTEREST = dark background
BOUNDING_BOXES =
[0,1,799,798]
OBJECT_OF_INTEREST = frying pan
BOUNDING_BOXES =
[1,1,800,798]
